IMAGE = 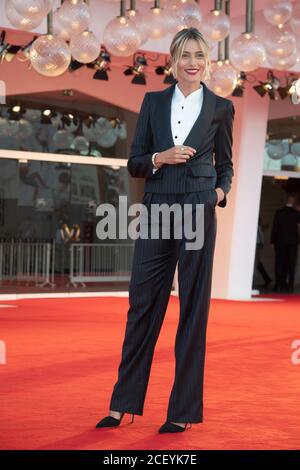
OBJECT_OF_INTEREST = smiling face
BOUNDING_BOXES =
[174,39,207,85]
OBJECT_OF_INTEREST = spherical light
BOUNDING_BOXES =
[73,136,89,153]
[267,47,299,70]
[95,117,112,135]
[172,0,203,29]
[103,16,141,57]
[290,3,300,35]
[114,123,127,140]
[281,153,297,170]
[97,130,118,148]
[23,109,42,122]
[51,112,63,128]
[17,119,33,138]
[82,122,98,142]
[53,130,73,149]
[201,9,230,42]
[263,0,293,26]
[30,35,71,77]
[57,0,90,35]
[140,8,168,40]
[151,1,181,34]
[291,143,300,156]
[70,30,100,63]
[267,140,286,159]
[10,0,53,18]
[5,0,44,31]
[231,32,266,72]
[205,61,238,98]
[126,9,149,45]
[263,24,297,58]
[53,8,70,41]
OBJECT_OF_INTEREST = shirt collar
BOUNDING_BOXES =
[174,83,203,103]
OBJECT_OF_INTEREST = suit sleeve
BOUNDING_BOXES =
[127,92,155,178]
[214,101,235,208]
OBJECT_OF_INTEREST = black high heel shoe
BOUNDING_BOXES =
[158,422,192,433]
[95,412,135,428]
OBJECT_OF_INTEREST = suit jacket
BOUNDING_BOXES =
[127,81,235,208]
[271,206,300,245]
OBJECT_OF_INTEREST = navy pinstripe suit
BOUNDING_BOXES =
[109,81,235,423]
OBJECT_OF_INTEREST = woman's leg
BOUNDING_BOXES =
[109,194,178,416]
[166,191,217,423]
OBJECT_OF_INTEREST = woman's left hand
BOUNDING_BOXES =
[215,188,225,205]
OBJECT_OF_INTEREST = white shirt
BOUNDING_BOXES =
[153,83,203,173]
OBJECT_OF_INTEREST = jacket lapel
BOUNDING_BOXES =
[158,80,217,153]
[183,82,216,151]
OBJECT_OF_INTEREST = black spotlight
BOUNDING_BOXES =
[253,70,280,100]
[69,60,85,72]
[88,47,111,81]
[277,74,299,100]
[124,54,148,85]
[0,32,22,63]
[232,71,247,97]
[8,105,25,121]
[41,109,57,124]
[155,59,176,84]
[62,113,79,127]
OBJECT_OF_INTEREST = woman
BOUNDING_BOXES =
[96,27,235,433]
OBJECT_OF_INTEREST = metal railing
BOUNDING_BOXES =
[0,240,134,289]
[69,243,134,286]
[0,240,55,287]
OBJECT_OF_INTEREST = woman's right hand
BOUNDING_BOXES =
[154,145,197,168]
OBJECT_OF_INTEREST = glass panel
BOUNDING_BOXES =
[0,158,142,294]
[0,94,135,159]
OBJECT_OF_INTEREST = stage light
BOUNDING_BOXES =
[87,47,111,81]
[8,104,25,120]
[155,59,175,84]
[277,75,299,100]
[124,53,148,85]
[232,71,247,97]
[253,70,280,100]
[41,109,57,124]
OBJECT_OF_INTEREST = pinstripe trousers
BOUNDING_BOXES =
[109,189,217,423]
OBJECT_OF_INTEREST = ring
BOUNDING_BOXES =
[181,146,184,152]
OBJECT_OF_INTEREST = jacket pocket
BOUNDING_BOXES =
[148,168,163,179]
[186,164,217,177]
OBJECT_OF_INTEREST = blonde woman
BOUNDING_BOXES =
[96,27,235,433]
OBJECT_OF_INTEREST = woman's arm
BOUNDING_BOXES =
[214,101,235,208]
[127,93,156,178]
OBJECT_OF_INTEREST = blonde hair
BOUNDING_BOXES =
[169,28,211,81]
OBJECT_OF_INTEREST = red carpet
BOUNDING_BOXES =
[0,295,299,450]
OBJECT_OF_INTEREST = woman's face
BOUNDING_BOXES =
[175,39,206,85]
